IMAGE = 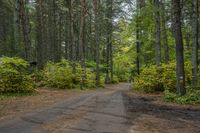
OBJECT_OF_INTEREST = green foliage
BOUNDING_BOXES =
[31,70,46,87]
[44,60,73,89]
[112,75,119,84]
[133,65,163,92]
[163,90,177,102]
[114,54,133,82]
[0,57,34,93]
[74,63,96,88]
[133,61,192,93]
[31,70,45,82]
[44,60,101,89]
[84,68,96,88]
[164,89,200,104]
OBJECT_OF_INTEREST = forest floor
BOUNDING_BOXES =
[0,83,200,133]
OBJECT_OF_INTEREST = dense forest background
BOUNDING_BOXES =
[0,0,200,102]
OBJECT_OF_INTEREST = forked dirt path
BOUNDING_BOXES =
[0,83,200,133]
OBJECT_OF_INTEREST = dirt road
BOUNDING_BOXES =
[0,83,200,133]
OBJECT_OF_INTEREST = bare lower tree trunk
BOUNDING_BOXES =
[161,0,169,64]
[94,0,100,86]
[192,0,199,86]
[136,0,140,75]
[79,0,86,89]
[57,13,62,62]
[67,0,73,61]
[71,0,76,81]
[172,0,186,96]
[135,0,145,75]
[64,0,70,60]
[105,36,110,84]
[154,0,161,65]
[18,0,32,61]
[52,0,61,62]
[36,0,45,69]
[105,0,113,84]
[13,0,20,56]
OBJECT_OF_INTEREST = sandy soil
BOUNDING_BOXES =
[0,88,88,121]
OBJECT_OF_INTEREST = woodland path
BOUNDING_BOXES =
[0,83,200,133]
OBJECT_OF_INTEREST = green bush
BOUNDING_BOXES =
[164,89,200,104]
[112,75,119,84]
[133,61,192,93]
[72,63,97,88]
[31,70,46,87]
[163,90,177,102]
[44,60,73,89]
[44,60,100,89]
[0,57,34,93]
[114,54,133,82]
[133,65,163,92]
[84,68,96,88]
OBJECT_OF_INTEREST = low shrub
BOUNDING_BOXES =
[112,75,119,84]
[114,55,133,82]
[44,60,73,89]
[31,70,45,82]
[164,89,200,104]
[133,65,163,92]
[0,57,34,93]
[84,68,96,88]
[133,61,192,93]
[44,60,100,89]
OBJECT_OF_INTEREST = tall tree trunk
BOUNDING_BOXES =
[105,0,113,84]
[135,0,145,75]
[42,0,48,63]
[71,0,76,80]
[94,0,100,86]
[67,0,73,61]
[13,0,20,56]
[36,0,45,69]
[47,0,54,61]
[46,0,53,61]
[161,0,169,64]
[154,0,161,65]
[79,0,86,89]
[58,12,62,61]
[52,0,60,62]
[192,0,199,86]
[172,0,186,96]
[64,0,70,59]
[136,0,140,75]
[18,0,32,61]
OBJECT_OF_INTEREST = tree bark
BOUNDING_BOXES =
[36,0,45,69]
[94,0,100,86]
[13,0,20,56]
[161,0,169,64]
[18,0,32,61]
[52,0,60,62]
[71,0,76,79]
[136,0,140,75]
[192,0,199,86]
[154,0,161,65]
[64,0,70,60]
[172,0,186,96]
[105,0,113,84]
[79,0,86,89]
